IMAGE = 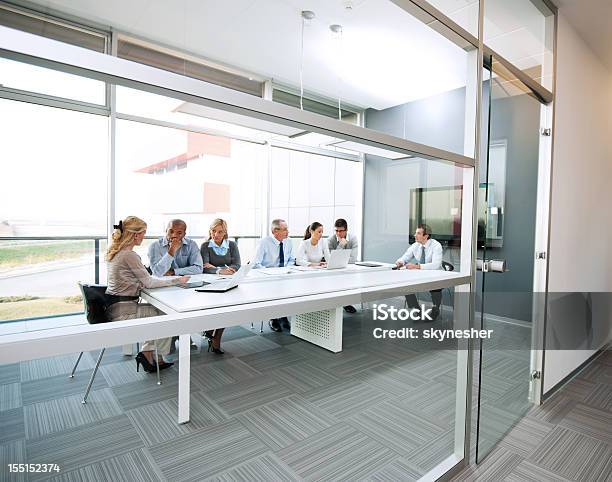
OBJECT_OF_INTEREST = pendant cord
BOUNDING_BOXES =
[300,16,305,110]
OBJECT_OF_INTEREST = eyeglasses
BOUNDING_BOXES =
[334,228,347,233]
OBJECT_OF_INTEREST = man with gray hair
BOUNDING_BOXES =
[252,219,294,269]
[253,219,294,331]
[148,219,203,277]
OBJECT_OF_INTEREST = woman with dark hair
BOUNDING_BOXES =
[106,216,189,372]
[296,221,331,267]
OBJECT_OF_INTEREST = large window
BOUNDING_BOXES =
[0,4,108,105]
[114,85,364,263]
[115,119,267,261]
[0,3,107,52]
[0,57,107,105]
[0,99,108,323]
[0,99,108,236]
[117,36,264,97]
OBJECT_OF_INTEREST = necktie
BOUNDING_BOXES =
[419,246,426,265]
[279,241,285,267]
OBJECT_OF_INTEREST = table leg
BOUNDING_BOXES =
[178,333,190,424]
[291,307,343,353]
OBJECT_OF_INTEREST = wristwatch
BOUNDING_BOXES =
[216,267,222,275]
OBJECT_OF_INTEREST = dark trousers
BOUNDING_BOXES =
[405,290,442,309]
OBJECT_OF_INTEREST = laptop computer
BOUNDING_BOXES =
[326,249,351,270]
[195,262,253,293]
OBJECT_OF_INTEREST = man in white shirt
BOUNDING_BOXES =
[253,219,294,269]
[328,218,359,313]
[253,219,294,332]
[396,224,443,321]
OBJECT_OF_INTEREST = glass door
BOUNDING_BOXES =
[475,56,547,462]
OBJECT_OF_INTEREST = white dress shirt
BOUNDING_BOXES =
[252,236,294,268]
[396,239,443,270]
[296,238,331,266]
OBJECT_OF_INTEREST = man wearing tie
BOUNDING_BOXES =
[395,224,443,321]
[253,219,294,332]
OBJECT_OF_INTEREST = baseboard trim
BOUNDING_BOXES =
[542,342,611,401]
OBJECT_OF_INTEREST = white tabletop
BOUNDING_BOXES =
[143,264,465,313]
[0,263,469,364]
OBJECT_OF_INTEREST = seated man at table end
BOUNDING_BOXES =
[253,218,294,332]
[328,218,359,314]
[395,224,443,321]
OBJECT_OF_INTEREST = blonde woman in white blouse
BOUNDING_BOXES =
[296,221,331,267]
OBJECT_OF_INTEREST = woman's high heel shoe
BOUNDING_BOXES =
[207,338,224,355]
[135,352,156,373]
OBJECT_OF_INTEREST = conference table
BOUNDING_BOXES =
[140,263,469,423]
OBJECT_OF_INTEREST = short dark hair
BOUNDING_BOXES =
[167,219,187,230]
[417,223,432,238]
[334,218,348,230]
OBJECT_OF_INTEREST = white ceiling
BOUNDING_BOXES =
[24,0,558,108]
[430,0,554,76]
[553,0,612,72]
[26,0,471,109]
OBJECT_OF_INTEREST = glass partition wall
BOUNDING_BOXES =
[0,0,556,479]
[474,53,551,462]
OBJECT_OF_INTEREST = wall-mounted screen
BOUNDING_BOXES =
[409,185,462,245]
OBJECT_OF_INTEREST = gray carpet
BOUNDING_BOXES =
[0,300,607,481]
[453,349,612,481]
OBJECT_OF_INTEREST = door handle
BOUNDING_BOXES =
[476,259,507,273]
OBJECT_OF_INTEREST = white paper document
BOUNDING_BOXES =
[258,267,294,275]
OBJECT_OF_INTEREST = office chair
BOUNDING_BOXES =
[70,283,161,404]
[440,261,455,319]
[403,261,455,318]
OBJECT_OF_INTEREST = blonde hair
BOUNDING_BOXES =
[208,218,228,241]
[106,216,147,261]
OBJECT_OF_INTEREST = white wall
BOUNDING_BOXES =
[543,13,612,393]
